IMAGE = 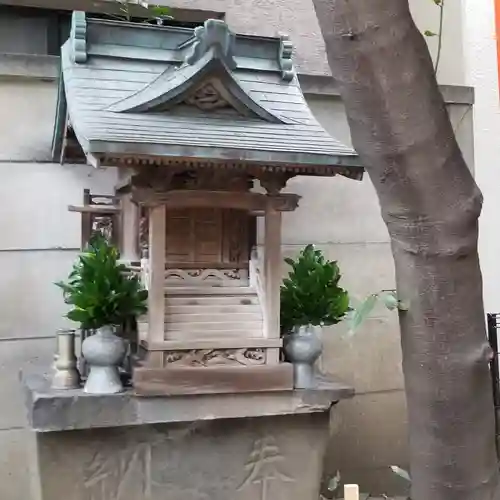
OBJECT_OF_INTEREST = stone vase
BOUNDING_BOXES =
[283,325,323,389]
[81,325,126,394]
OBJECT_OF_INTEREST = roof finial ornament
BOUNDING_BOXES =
[279,34,295,81]
[184,19,237,70]
[71,11,88,64]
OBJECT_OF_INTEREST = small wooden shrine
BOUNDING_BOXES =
[53,12,362,394]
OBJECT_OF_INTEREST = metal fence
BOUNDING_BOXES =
[487,313,500,459]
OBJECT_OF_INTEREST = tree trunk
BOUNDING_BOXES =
[311,1,500,499]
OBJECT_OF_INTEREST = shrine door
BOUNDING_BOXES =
[164,208,255,270]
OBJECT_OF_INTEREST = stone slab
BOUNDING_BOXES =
[0,80,56,162]
[325,391,408,472]
[320,317,404,394]
[0,252,78,341]
[34,412,329,500]
[0,161,117,250]
[23,370,354,433]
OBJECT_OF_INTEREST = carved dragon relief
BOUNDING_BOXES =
[164,349,266,367]
[184,81,231,112]
[164,268,245,283]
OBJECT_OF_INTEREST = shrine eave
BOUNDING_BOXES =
[52,12,364,180]
[86,141,362,177]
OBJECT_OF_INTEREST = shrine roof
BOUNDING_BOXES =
[53,12,363,179]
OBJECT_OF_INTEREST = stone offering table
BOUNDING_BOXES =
[23,371,353,500]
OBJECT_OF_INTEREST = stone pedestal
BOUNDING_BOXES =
[23,371,353,500]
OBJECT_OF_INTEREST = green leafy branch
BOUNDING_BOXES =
[106,1,172,24]
[56,234,148,330]
[280,245,350,334]
[346,290,409,335]
[424,0,445,73]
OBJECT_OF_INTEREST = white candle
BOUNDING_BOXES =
[344,484,360,500]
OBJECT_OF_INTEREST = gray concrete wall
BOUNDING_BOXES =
[3,0,464,84]
[158,0,465,84]
[0,77,118,500]
[0,70,474,498]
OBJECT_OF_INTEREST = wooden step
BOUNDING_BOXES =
[133,364,294,397]
[166,320,263,332]
[138,324,265,342]
[142,286,264,343]
[164,287,256,296]
[165,304,262,315]
[165,295,260,306]
[165,312,263,323]
[165,329,264,340]
[144,338,282,351]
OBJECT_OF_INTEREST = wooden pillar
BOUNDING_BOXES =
[264,205,282,363]
[147,204,166,365]
[120,193,139,262]
[81,189,92,249]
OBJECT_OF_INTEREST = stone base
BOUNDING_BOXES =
[35,413,327,500]
[23,370,354,500]
[133,363,294,396]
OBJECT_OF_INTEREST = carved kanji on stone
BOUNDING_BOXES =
[237,436,294,500]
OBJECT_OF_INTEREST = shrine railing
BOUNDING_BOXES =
[80,189,120,249]
[250,246,268,335]
[140,257,150,291]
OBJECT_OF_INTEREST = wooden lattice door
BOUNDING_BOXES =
[165,208,253,269]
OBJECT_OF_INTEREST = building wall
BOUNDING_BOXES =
[0,76,119,500]
[0,2,473,498]
[1,0,465,82]
[460,0,500,315]
[155,0,466,84]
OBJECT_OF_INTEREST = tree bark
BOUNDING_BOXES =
[311,1,500,499]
